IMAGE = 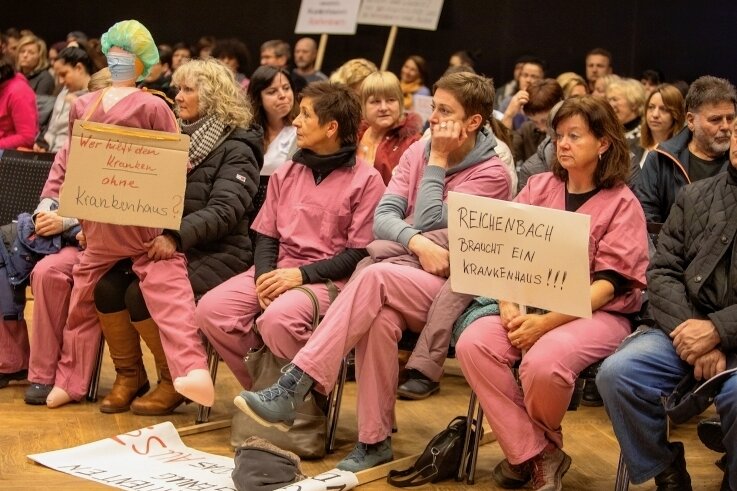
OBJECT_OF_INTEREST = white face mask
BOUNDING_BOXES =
[107,51,137,82]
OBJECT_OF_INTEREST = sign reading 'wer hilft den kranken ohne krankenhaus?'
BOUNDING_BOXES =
[58,120,190,230]
[448,191,592,318]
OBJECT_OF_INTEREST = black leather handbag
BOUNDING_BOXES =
[387,416,475,487]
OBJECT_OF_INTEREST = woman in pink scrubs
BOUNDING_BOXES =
[196,81,386,390]
[457,96,649,491]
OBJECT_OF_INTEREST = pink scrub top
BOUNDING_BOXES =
[252,159,386,269]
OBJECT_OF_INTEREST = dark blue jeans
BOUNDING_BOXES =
[597,327,736,487]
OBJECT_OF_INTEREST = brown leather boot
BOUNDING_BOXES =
[130,318,185,415]
[98,310,150,414]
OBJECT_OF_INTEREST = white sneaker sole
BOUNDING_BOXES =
[233,396,293,433]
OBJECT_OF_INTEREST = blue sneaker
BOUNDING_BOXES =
[336,438,393,472]
[234,364,313,432]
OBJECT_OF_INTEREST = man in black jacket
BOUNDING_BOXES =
[635,75,736,224]
[598,126,737,490]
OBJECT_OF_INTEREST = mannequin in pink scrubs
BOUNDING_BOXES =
[45,20,214,408]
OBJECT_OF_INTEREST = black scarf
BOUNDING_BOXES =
[292,145,357,184]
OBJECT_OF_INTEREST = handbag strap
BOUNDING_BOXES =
[387,450,440,487]
[291,280,340,330]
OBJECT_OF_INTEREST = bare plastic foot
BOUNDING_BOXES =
[46,386,73,408]
[173,369,214,406]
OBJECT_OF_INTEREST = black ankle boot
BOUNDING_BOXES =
[654,442,692,491]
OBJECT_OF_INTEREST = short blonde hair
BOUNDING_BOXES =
[16,35,49,72]
[556,72,587,98]
[172,58,253,128]
[360,71,404,117]
[607,78,646,116]
[330,58,377,88]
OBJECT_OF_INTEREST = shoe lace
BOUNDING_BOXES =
[531,457,547,489]
[346,443,370,463]
[256,364,301,403]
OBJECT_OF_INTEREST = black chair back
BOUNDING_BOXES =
[0,151,55,224]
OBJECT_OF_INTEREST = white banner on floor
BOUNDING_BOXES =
[28,422,236,490]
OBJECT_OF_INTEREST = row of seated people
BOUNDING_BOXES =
[0,20,734,491]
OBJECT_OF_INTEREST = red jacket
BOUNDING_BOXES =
[358,112,423,185]
[0,73,38,150]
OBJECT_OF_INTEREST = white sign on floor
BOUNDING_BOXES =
[28,422,236,490]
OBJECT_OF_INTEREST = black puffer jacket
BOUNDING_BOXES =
[166,125,263,297]
[648,164,737,349]
[635,127,730,224]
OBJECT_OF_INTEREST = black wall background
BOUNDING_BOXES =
[5,0,737,86]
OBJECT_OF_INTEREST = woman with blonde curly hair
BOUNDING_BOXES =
[89,57,262,415]
[16,35,54,95]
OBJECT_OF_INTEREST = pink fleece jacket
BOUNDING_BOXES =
[0,73,38,150]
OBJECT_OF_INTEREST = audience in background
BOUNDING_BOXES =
[635,75,736,223]
[512,78,563,162]
[247,64,298,176]
[638,83,685,167]
[33,46,93,152]
[501,57,545,130]
[399,55,430,111]
[213,38,251,90]
[0,55,37,150]
[606,78,646,163]
[585,47,613,93]
[293,37,326,83]
[16,35,54,96]
[139,44,175,101]
[556,72,588,98]
[171,42,191,72]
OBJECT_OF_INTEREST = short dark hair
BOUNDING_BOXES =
[248,64,298,128]
[300,81,361,146]
[57,46,94,74]
[157,44,173,67]
[212,38,251,74]
[172,42,192,56]
[685,75,737,113]
[524,79,563,115]
[551,95,630,188]
[520,56,546,73]
[586,48,612,65]
[640,69,663,85]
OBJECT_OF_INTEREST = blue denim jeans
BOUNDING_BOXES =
[597,326,737,487]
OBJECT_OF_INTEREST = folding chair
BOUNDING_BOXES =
[0,150,55,223]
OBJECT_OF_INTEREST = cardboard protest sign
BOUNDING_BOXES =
[448,191,592,318]
[28,422,235,490]
[358,0,444,30]
[58,120,189,230]
[295,0,360,34]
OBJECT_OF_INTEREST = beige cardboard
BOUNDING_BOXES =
[58,120,190,230]
[448,191,592,318]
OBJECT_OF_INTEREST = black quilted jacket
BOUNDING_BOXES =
[647,164,737,350]
[165,126,263,298]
